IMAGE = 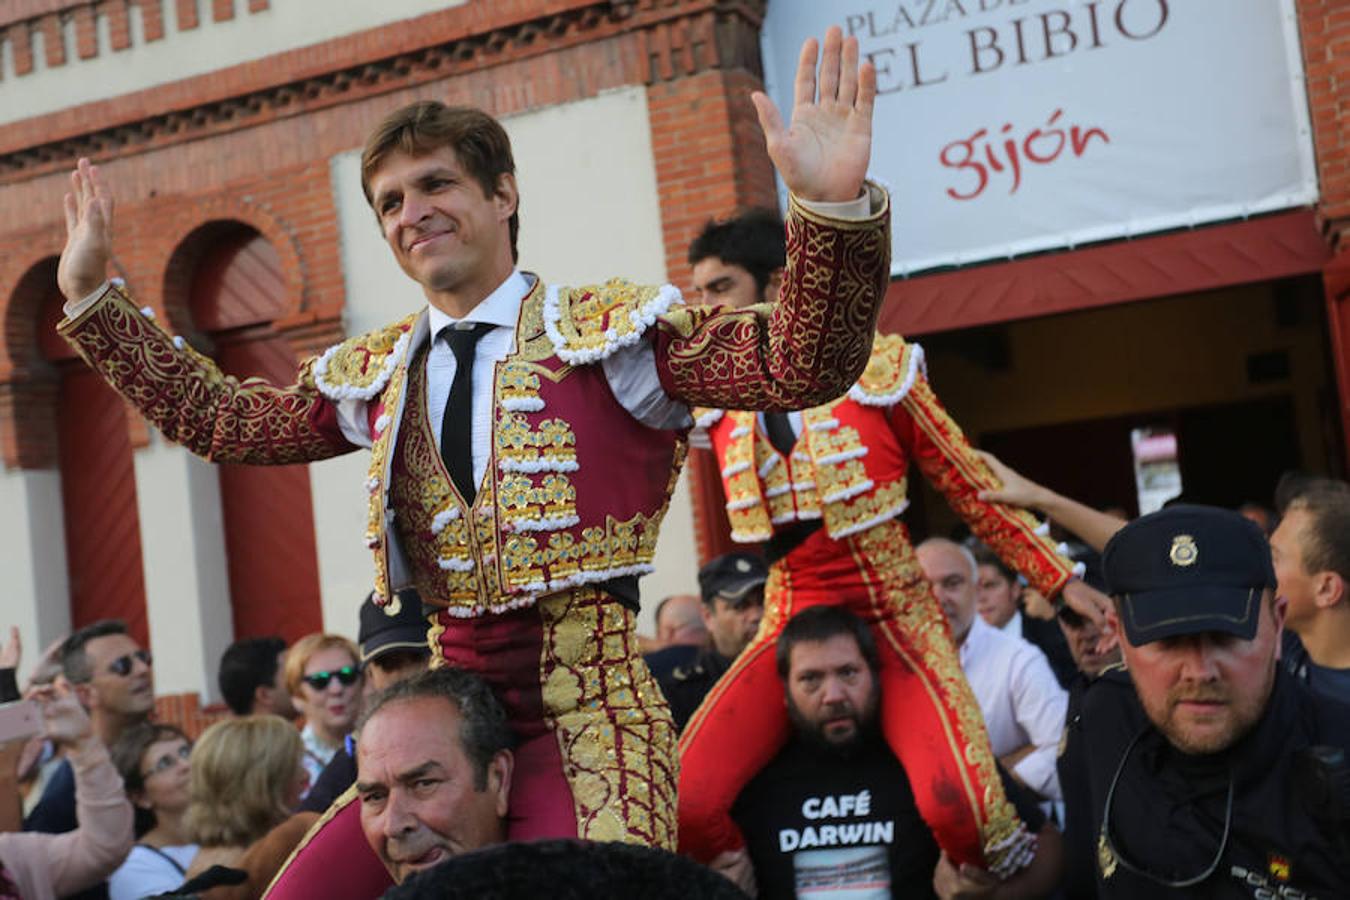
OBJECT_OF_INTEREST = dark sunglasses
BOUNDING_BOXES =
[303,666,360,691]
[141,742,191,779]
[108,649,153,677]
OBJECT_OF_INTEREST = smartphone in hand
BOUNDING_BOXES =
[0,699,43,744]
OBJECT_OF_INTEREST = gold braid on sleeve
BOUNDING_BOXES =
[57,283,352,465]
[654,186,891,411]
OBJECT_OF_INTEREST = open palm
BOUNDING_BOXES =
[752,27,876,203]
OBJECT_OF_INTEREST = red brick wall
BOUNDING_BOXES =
[1298,0,1350,249]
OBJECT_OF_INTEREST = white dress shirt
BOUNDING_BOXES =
[957,615,1068,801]
[999,609,1023,637]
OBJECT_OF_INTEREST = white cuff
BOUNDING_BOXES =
[796,187,877,221]
[63,278,119,319]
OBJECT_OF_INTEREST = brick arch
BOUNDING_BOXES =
[0,255,64,469]
[159,206,304,336]
[157,198,345,358]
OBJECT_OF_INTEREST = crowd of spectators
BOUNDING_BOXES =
[4,463,1350,898]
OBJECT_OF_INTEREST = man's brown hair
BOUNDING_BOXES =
[361,101,520,261]
[1287,487,1350,592]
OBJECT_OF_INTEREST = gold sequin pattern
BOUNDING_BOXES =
[538,587,678,848]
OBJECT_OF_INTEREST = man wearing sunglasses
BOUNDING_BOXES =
[1074,506,1350,897]
[24,619,154,900]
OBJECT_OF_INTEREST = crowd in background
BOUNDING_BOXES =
[1,460,1346,899]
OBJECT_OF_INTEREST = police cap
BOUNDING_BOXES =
[698,552,768,605]
[1102,505,1275,646]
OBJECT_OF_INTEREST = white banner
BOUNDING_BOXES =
[761,0,1319,276]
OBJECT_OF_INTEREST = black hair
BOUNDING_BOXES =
[61,620,130,684]
[775,606,879,681]
[358,667,514,790]
[687,208,786,294]
[217,636,287,716]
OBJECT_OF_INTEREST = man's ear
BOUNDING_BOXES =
[72,680,97,711]
[1271,592,1290,634]
[1313,571,1346,610]
[762,267,785,304]
[254,683,274,713]
[488,750,514,819]
[494,172,519,221]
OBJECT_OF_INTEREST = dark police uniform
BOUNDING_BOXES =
[655,645,733,733]
[1063,506,1350,899]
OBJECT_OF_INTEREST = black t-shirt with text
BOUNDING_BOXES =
[732,736,1045,899]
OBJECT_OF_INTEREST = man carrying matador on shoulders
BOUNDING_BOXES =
[677,213,1113,883]
[53,24,905,884]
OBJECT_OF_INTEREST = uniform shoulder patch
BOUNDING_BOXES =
[848,332,926,407]
[543,278,681,365]
[313,313,418,402]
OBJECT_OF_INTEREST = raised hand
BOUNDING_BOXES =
[34,678,95,750]
[57,157,115,303]
[752,26,876,203]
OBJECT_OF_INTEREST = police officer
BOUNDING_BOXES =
[651,552,766,732]
[1068,505,1350,898]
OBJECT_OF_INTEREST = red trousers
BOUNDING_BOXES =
[677,519,1034,876]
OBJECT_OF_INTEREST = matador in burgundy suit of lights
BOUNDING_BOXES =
[59,195,890,854]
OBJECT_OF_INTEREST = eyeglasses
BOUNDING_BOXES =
[140,743,191,780]
[302,666,360,691]
[107,649,153,677]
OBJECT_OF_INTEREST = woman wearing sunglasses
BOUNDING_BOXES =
[107,723,198,899]
[282,634,362,796]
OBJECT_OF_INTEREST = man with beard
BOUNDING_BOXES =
[1078,506,1350,897]
[729,606,1062,899]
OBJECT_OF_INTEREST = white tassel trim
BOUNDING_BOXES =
[172,336,185,349]
[721,461,751,478]
[430,507,461,535]
[793,480,817,492]
[732,529,772,543]
[543,283,680,365]
[821,479,874,504]
[758,455,780,478]
[816,446,869,465]
[1034,520,1050,537]
[374,413,391,434]
[1056,542,1072,557]
[1073,562,1087,578]
[315,328,412,402]
[729,425,751,439]
[797,509,823,520]
[809,418,839,432]
[693,408,725,429]
[507,514,582,532]
[765,484,792,499]
[437,557,475,573]
[486,562,659,612]
[828,498,910,539]
[139,306,156,319]
[770,511,799,525]
[726,497,759,512]
[498,458,580,474]
[364,477,381,494]
[501,396,546,412]
[848,343,927,408]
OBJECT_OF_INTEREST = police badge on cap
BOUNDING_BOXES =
[1101,505,1276,646]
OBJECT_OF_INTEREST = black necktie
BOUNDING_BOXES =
[764,412,797,456]
[440,323,492,505]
